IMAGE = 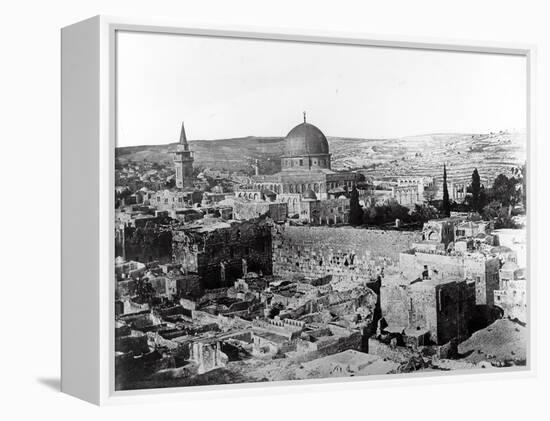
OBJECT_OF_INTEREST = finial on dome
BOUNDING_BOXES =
[303,111,306,123]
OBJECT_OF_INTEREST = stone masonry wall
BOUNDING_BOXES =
[272,225,422,284]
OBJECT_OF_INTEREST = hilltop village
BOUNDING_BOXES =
[114,118,527,389]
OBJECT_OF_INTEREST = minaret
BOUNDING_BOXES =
[173,121,194,189]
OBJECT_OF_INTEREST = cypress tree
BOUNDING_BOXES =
[442,164,451,217]
[349,186,363,226]
[471,168,481,212]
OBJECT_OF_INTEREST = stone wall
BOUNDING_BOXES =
[272,225,422,283]
[290,328,363,363]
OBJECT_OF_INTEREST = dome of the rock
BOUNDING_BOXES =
[283,122,329,157]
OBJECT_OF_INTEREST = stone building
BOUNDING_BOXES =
[189,340,228,374]
[419,217,464,249]
[391,184,422,206]
[276,193,302,216]
[399,249,500,306]
[115,257,146,281]
[232,199,288,222]
[201,191,227,206]
[392,176,432,206]
[494,261,527,323]
[251,316,305,356]
[454,220,491,240]
[172,218,273,289]
[149,189,203,210]
[492,228,527,268]
[381,273,475,345]
[297,191,350,225]
[234,189,270,201]
[241,114,359,200]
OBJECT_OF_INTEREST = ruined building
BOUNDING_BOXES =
[172,218,273,289]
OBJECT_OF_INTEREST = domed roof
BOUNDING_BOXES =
[501,261,519,271]
[490,245,512,254]
[284,122,329,157]
[302,189,318,200]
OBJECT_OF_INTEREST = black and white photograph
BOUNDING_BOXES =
[113,30,528,391]
[4,0,550,419]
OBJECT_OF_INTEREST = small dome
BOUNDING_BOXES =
[302,189,317,200]
[284,122,329,157]
[491,246,512,254]
[501,261,519,271]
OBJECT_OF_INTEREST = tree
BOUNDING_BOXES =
[423,183,439,203]
[492,174,521,217]
[409,204,439,222]
[478,185,489,211]
[481,200,516,229]
[115,188,133,209]
[471,168,481,212]
[349,186,363,226]
[192,165,205,177]
[362,205,378,225]
[442,164,451,217]
[512,164,527,207]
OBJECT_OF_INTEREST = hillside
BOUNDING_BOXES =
[115,130,526,184]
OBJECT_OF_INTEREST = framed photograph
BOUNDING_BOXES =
[61,16,535,405]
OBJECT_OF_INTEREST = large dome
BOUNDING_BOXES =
[284,122,329,157]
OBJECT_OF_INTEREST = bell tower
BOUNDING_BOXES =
[173,121,194,189]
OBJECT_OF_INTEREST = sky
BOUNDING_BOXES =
[116,31,527,147]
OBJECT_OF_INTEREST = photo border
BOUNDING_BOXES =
[99,16,536,405]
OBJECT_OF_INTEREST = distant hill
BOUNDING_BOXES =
[115,130,526,184]
[116,136,285,174]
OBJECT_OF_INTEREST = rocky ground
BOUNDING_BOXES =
[457,318,527,365]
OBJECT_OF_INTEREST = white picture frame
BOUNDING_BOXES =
[61,15,537,405]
